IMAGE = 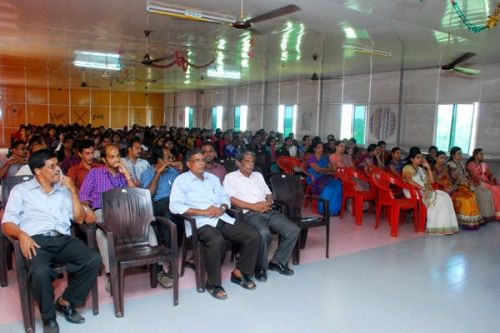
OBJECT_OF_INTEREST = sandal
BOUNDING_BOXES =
[230,272,256,290]
[206,283,227,300]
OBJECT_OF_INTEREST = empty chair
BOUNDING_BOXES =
[270,174,330,264]
[371,171,421,237]
[336,167,376,225]
[100,187,178,317]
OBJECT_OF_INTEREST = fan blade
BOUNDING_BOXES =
[247,4,300,24]
[442,52,476,70]
[453,67,481,75]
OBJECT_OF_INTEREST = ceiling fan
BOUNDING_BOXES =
[146,0,301,31]
[141,30,170,66]
[440,32,480,76]
[80,69,99,88]
[440,52,480,76]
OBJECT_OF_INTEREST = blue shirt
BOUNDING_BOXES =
[169,171,234,236]
[140,166,179,202]
[2,178,74,236]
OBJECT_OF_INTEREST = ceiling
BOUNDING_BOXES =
[0,0,499,93]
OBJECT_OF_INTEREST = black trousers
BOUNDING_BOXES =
[197,220,259,286]
[26,235,101,321]
[152,197,184,248]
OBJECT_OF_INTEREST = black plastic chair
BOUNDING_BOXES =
[99,187,178,317]
[270,174,331,264]
[1,175,34,287]
[218,158,238,173]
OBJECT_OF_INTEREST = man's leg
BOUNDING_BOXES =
[218,220,259,277]
[152,198,184,248]
[267,211,300,266]
[25,236,59,321]
[53,238,101,306]
[196,224,226,286]
[243,212,272,270]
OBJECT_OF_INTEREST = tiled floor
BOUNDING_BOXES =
[1,213,499,333]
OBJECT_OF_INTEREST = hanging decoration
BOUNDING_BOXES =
[370,107,397,140]
[147,50,215,71]
[450,0,500,33]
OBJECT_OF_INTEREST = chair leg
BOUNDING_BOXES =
[299,230,308,249]
[292,242,300,265]
[150,264,158,288]
[326,222,330,259]
[180,236,188,277]
[193,242,205,293]
[354,196,363,225]
[390,207,400,237]
[110,264,122,317]
[91,280,99,315]
[118,266,125,317]
[375,202,382,229]
[171,258,179,306]
[0,246,7,287]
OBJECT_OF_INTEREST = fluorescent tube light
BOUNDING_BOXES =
[207,68,241,79]
[73,51,121,70]
[147,1,235,24]
[342,44,392,57]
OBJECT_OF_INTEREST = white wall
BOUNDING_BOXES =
[164,62,500,156]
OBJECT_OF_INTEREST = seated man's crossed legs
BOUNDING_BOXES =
[243,210,300,281]
[197,219,260,300]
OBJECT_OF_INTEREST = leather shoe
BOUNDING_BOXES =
[268,261,294,276]
[43,318,59,333]
[55,297,85,324]
[255,267,267,282]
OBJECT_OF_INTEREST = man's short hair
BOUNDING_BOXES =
[102,144,119,158]
[201,142,215,151]
[128,136,142,149]
[77,139,94,153]
[236,150,256,162]
[186,148,203,161]
[29,149,56,174]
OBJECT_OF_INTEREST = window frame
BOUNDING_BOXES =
[434,103,479,154]
[340,103,367,144]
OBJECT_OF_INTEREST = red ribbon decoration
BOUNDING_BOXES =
[149,50,215,71]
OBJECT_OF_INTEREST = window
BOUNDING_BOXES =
[184,106,194,128]
[435,103,478,154]
[277,104,297,137]
[340,104,366,144]
[212,106,223,130]
[234,105,248,132]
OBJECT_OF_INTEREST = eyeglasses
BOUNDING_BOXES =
[189,158,205,164]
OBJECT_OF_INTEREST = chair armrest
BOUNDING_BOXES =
[175,214,200,243]
[305,195,330,219]
[272,200,289,216]
[227,207,244,220]
[76,223,97,249]
[155,216,178,258]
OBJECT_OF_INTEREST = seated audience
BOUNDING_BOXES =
[202,143,226,183]
[2,149,101,333]
[67,140,100,189]
[121,137,150,186]
[223,151,300,281]
[169,149,260,300]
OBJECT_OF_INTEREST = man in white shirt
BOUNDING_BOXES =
[223,151,300,281]
[121,137,150,186]
[170,148,259,300]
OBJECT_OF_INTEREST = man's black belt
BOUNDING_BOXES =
[38,230,66,237]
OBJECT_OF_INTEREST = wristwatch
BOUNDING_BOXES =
[220,204,228,212]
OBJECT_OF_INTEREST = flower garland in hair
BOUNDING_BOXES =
[450,0,500,33]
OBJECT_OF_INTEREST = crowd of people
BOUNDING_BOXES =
[1,122,499,332]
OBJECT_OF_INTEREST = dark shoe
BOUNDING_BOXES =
[157,271,173,288]
[43,318,59,333]
[230,271,256,290]
[255,267,267,282]
[55,297,85,324]
[268,261,294,276]
[205,282,228,300]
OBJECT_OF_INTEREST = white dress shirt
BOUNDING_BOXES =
[169,171,234,236]
[121,157,150,183]
[223,170,272,213]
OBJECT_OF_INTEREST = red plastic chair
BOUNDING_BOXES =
[301,161,317,213]
[336,167,376,225]
[371,171,421,237]
[276,156,302,175]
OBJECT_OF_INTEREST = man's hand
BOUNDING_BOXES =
[205,205,224,218]
[19,232,40,260]
[60,174,77,193]
[155,159,170,174]
[252,201,272,213]
[84,209,96,224]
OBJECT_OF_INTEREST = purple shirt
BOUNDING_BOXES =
[205,162,226,184]
[79,166,127,209]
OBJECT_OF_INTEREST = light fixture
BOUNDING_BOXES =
[342,44,392,57]
[146,1,235,24]
[207,68,241,79]
[73,51,121,70]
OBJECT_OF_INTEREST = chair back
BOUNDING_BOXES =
[371,171,419,203]
[270,174,303,219]
[102,187,155,248]
[218,158,237,173]
[1,175,34,209]
[276,156,301,175]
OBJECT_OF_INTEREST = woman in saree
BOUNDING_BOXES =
[433,151,483,229]
[329,140,353,169]
[306,141,342,215]
[466,148,500,220]
[447,146,495,220]
[402,147,459,235]
[385,147,404,178]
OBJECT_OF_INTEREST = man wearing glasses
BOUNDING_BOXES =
[170,148,260,300]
